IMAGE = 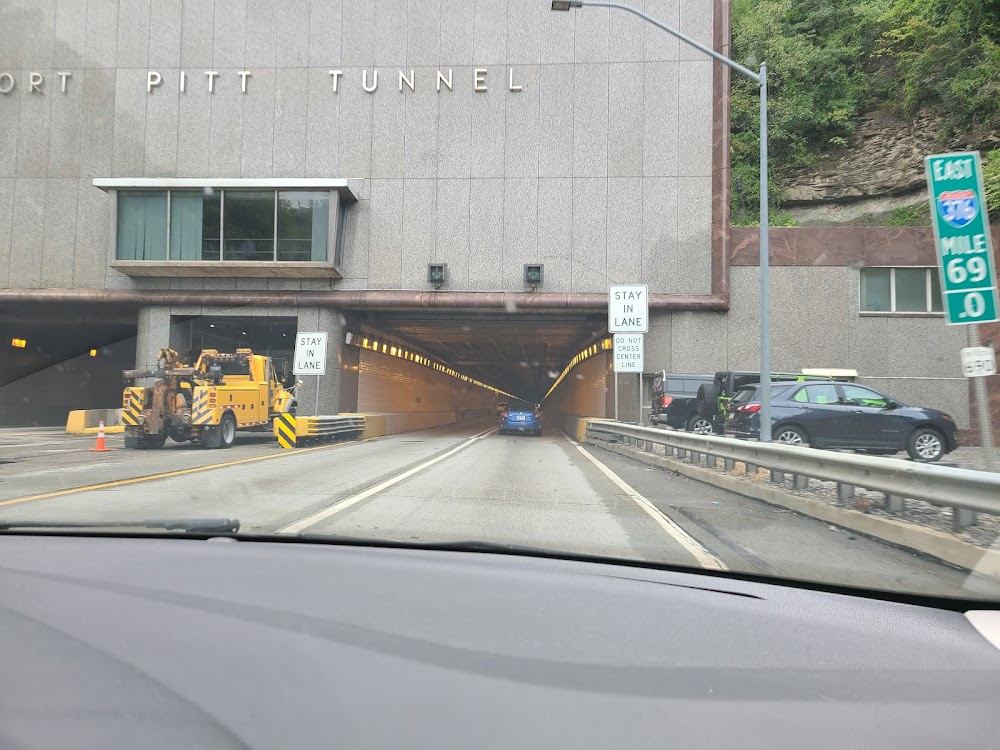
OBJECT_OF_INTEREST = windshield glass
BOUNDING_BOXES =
[2,0,999,605]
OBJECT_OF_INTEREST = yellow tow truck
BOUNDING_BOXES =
[121,348,297,449]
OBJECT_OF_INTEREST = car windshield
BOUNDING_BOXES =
[2,0,999,606]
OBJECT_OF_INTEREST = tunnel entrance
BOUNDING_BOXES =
[356,311,609,404]
[0,303,139,426]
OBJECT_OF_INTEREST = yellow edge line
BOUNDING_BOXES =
[0,440,356,508]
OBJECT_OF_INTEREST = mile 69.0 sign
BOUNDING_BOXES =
[925,152,999,325]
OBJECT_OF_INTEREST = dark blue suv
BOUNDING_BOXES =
[725,381,959,462]
[499,401,542,436]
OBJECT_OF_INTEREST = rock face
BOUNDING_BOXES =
[783,112,946,204]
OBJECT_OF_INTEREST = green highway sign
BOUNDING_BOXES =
[925,151,998,325]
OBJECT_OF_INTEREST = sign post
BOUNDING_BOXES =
[293,331,328,416]
[610,286,649,424]
[926,152,998,469]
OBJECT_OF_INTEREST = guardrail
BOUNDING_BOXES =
[274,414,365,449]
[299,415,365,440]
[584,420,1000,531]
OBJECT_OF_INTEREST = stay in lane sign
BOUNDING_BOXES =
[609,285,649,333]
[614,334,644,373]
[925,152,999,325]
[293,331,328,375]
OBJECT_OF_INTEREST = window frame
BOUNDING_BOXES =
[859,266,945,316]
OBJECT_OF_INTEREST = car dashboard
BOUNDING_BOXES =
[1,535,999,749]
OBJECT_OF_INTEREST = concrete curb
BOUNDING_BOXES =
[595,441,1000,581]
[81,425,125,435]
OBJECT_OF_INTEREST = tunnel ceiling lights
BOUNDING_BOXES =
[542,337,613,403]
[348,329,520,401]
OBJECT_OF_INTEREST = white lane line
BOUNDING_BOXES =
[278,425,498,534]
[561,431,727,571]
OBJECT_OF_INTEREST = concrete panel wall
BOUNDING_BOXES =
[0,0,714,296]
[547,351,611,419]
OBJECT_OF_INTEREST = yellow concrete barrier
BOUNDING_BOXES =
[66,409,123,434]
[66,410,88,434]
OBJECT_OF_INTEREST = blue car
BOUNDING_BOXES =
[725,381,959,462]
[499,401,542,436]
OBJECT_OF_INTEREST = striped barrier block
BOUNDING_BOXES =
[275,413,297,449]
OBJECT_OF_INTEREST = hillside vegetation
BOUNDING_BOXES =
[730,0,1000,225]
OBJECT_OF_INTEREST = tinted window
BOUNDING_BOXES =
[800,384,840,404]
[841,385,890,408]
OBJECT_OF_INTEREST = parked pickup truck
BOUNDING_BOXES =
[650,373,717,434]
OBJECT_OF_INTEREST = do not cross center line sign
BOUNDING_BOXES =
[293,331,328,376]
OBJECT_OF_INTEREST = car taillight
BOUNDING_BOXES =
[737,403,762,413]
[660,395,673,407]
[500,411,507,419]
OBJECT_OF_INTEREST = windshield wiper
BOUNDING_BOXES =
[0,518,240,533]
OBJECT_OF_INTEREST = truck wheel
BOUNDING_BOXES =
[202,426,222,449]
[685,415,714,435]
[144,433,167,449]
[696,383,721,418]
[219,412,237,449]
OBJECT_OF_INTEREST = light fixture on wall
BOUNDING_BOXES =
[524,264,543,291]
[428,263,447,290]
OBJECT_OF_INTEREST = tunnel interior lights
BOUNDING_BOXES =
[346,330,520,401]
[11,338,27,348]
[542,337,613,402]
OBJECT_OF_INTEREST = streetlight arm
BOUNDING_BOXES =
[576,0,761,84]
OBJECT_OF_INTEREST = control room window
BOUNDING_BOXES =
[170,191,221,261]
[860,267,944,314]
[117,191,168,260]
[224,191,275,261]
[277,192,329,262]
[115,189,338,264]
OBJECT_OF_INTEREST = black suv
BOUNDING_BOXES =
[650,373,716,433]
[696,370,856,433]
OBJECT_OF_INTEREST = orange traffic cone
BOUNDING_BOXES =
[90,421,112,452]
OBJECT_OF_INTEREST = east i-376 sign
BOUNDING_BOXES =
[925,151,999,325]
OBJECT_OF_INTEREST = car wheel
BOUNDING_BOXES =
[219,412,237,449]
[685,415,714,435]
[774,425,808,447]
[907,427,945,462]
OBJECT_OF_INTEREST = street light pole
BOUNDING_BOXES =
[551,0,772,441]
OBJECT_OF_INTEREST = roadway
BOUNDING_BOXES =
[0,421,995,599]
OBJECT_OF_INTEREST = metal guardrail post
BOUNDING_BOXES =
[771,470,784,483]
[707,454,718,468]
[886,494,905,514]
[746,463,757,475]
[724,458,735,471]
[793,474,809,490]
[953,508,976,531]
[838,483,855,501]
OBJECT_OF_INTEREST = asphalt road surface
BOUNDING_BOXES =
[1,421,996,599]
